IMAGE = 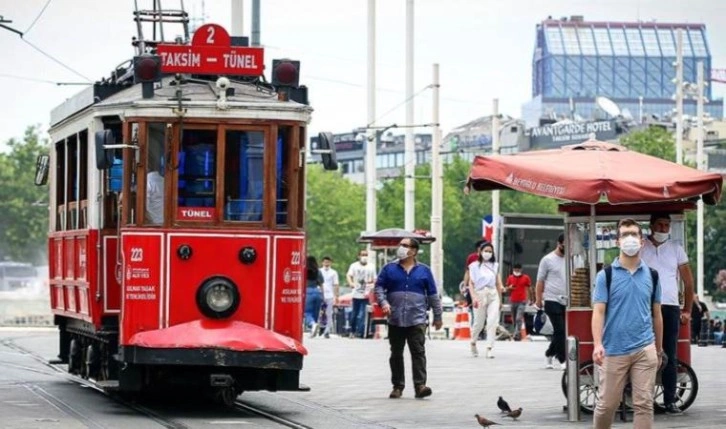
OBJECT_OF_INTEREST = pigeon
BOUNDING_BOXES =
[497,396,512,413]
[475,414,500,427]
[506,407,523,421]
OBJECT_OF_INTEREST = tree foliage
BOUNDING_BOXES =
[620,126,676,162]
[0,126,49,263]
[305,156,558,296]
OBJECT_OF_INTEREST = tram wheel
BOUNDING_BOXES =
[561,360,599,414]
[653,361,698,413]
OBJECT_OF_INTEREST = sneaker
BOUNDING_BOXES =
[324,332,330,339]
[545,356,554,369]
[664,403,682,415]
[470,342,479,357]
[414,385,432,399]
[389,387,403,399]
[560,362,567,370]
[310,323,318,338]
[486,347,495,359]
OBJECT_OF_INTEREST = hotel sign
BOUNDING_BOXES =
[529,120,617,148]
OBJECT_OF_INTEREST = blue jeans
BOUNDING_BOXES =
[661,305,680,406]
[351,298,368,337]
[304,287,322,329]
[714,331,724,345]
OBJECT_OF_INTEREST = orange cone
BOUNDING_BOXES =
[455,306,471,341]
[519,321,528,341]
[452,307,462,339]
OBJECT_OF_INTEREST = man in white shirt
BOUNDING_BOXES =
[320,256,339,339]
[640,213,694,414]
[346,250,377,338]
[145,170,164,224]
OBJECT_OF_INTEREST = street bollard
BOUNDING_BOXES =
[566,336,580,422]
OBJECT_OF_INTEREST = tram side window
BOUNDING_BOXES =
[55,141,66,231]
[144,123,166,225]
[78,131,88,228]
[224,130,264,222]
[276,126,297,226]
[178,129,217,210]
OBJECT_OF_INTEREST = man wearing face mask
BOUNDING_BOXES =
[592,218,663,429]
[375,238,442,399]
[535,234,567,369]
[347,249,377,339]
[320,256,339,339]
[640,213,694,414]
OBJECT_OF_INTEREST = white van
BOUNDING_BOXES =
[0,262,37,292]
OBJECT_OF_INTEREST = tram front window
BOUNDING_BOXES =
[224,130,264,222]
[178,129,217,211]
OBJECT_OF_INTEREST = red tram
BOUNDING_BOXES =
[33,21,336,403]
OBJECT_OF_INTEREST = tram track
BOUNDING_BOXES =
[0,335,316,429]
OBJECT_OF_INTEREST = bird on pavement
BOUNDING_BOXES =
[475,414,500,427]
[497,396,512,413]
[506,407,523,420]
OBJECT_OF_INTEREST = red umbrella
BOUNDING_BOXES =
[466,140,723,205]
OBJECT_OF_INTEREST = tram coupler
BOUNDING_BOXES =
[210,374,235,387]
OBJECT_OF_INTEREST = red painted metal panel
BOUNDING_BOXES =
[128,320,306,355]
[52,285,64,310]
[120,233,163,345]
[567,309,594,363]
[77,236,88,281]
[64,237,75,279]
[66,286,76,313]
[103,236,122,313]
[167,234,269,329]
[272,236,305,341]
[78,287,89,315]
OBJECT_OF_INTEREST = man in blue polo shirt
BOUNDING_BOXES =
[592,218,663,429]
[375,238,443,400]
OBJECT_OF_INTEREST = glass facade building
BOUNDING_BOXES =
[523,18,723,127]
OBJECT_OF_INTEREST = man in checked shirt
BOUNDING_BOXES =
[375,238,443,400]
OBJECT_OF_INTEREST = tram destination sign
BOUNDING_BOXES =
[157,24,263,76]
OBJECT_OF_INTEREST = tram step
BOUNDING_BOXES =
[95,380,120,391]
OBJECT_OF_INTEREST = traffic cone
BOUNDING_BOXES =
[452,307,461,340]
[455,305,471,341]
[519,321,528,341]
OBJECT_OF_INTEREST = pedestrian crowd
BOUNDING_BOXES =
[301,212,706,429]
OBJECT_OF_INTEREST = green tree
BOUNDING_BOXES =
[620,126,676,162]
[304,165,366,267]
[0,126,49,263]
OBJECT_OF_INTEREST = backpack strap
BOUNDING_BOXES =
[649,268,659,306]
[604,265,658,312]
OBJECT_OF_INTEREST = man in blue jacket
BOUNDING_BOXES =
[375,238,443,400]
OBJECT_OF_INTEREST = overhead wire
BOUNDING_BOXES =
[24,0,52,34]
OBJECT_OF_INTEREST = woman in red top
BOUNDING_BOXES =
[505,263,532,341]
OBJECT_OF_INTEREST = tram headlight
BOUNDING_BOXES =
[196,277,240,319]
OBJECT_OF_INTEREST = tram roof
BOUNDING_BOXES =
[50,77,312,129]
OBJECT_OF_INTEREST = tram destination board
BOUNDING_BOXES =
[157,23,264,76]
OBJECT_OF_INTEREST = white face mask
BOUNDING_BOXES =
[513,271,522,277]
[652,231,670,243]
[620,236,642,257]
[396,246,410,260]
[481,251,493,261]
[359,257,368,264]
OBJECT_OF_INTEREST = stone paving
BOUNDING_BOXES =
[279,333,726,428]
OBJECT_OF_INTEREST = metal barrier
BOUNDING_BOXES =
[0,292,53,327]
[566,335,580,422]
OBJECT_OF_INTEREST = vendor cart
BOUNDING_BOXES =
[466,139,724,413]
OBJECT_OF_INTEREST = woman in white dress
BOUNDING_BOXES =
[468,242,504,358]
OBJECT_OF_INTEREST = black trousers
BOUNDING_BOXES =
[388,324,427,389]
[544,300,566,363]
[661,305,680,405]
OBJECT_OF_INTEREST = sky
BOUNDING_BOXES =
[1,0,726,148]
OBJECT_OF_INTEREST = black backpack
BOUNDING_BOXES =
[603,265,659,311]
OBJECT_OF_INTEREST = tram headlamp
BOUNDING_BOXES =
[196,277,240,319]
